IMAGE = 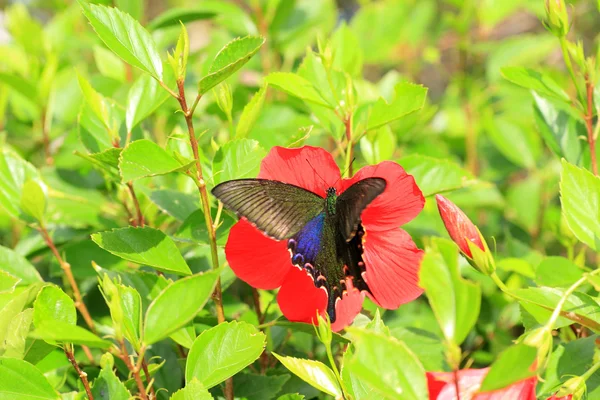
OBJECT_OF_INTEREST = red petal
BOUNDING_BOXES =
[362,228,424,309]
[225,220,292,290]
[330,279,365,332]
[426,372,450,399]
[344,161,424,231]
[429,369,488,400]
[277,266,327,324]
[435,194,484,258]
[259,146,342,197]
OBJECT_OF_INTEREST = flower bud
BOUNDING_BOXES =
[556,376,586,399]
[521,327,553,369]
[545,0,570,37]
[435,195,495,275]
[316,313,333,348]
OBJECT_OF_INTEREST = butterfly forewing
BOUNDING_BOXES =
[336,177,386,241]
[212,179,325,240]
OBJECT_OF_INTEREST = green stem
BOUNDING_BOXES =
[490,272,511,295]
[343,115,354,177]
[546,269,600,329]
[559,36,585,107]
[325,344,347,400]
[582,359,600,381]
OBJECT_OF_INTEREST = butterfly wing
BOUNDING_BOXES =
[212,179,325,240]
[336,177,386,241]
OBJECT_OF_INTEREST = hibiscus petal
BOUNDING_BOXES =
[277,266,327,324]
[362,227,424,309]
[429,369,488,400]
[330,279,365,332]
[345,161,424,231]
[474,376,537,400]
[225,220,292,290]
[259,146,342,197]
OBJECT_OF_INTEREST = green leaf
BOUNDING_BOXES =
[0,246,42,285]
[0,357,59,399]
[19,180,46,222]
[342,348,377,400]
[360,126,395,165]
[232,373,290,400]
[236,85,267,139]
[120,139,189,182]
[144,270,219,345]
[501,67,570,102]
[419,237,481,345]
[31,321,111,349]
[171,378,213,400]
[3,308,33,359]
[126,74,170,132]
[272,354,341,398]
[400,154,476,197]
[148,8,216,30]
[535,256,583,287]
[186,321,266,388]
[0,285,41,351]
[149,190,200,222]
[198,36,264,95]
[0,271,19,293]
[93,46,127,82]
[76,72,120,136]
[78,1,163,80]
[479,344,537,392]
[0,147,42,219]
[33,286,76,327]
[560,159,600,250]
[344,329,427,400]
[91,227,192,276]
[330,22,363,77]
[366,82,427,130]
[0,72,39,106]
[92,353,131,400]
[212,139,266,185]
[114,0,144,22]
[484,116,539,169]
[99,275,143,350]
[170,325,196,349]
[264,73,331,108]
[533,93,584,164]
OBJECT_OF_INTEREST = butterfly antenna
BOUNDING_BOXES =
[333,157,356,186]
[306,158,328,186]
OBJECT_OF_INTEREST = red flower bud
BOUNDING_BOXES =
[435,194,483,258]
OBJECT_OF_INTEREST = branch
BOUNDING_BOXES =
[38,226,95,332]
[126,182,145,227]
[117,340,148,400]
[64,345,93,400]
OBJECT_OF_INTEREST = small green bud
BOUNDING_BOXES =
[465,228,496,276]
[556,376,586,399]
[521,327,553,369]
[316,313,333,347]
[168,22,189,80]
[545,0,570,37]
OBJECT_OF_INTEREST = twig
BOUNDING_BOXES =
[584,75,598,175]
[40,108,53,165]
[64,345,93,400]
[141,358,156,399]
[343,115,354,177]
[126,182,145,227]
[38,225,95,332]
[453,369,461,400]
[174,79,231,399]
[118,340,148,400]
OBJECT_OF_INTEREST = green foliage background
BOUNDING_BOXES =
[0,0,600,399]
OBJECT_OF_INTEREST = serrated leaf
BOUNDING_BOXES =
[479,344,537,392]
[33,286,76,327]
[91,354,132,400]
[144,270,219,345]
[560,159,600,250]
[264,73,331,108]
[20,180,46,222]
[126,74,170,132]
[186,321,266,388]
[0,246,42,285]
[171,378,213,400]
[3,308,33,358]
[198,36,264,94]
[236,85,267,139]
[232,372,290,400]
[91,227,192,276]
[535,256,583,287]
[400,154,476,197]
[501,66,570,102]
[31,321,111,349]
[0,147,42,219]
[366,82,427,130]
[0,357,59,399]
[78,1,163,80]
[119,139,190,182]
[419,238,481,345]
[274,353,341,397]
[212,139,265,185]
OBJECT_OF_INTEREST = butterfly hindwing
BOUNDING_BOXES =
[336,177,386,241]
[212,179,325,240]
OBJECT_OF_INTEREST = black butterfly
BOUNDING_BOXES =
[212,177,386,322]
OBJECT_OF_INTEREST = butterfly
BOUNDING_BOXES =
[212,177,386,322]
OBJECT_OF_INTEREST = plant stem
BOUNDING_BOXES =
[252,288,264,324]
[343,115,354,177]
[453,369,461,400]
[559,37,586,107]
[174,80,231,400]
[584,76,598,175]
[41,107,53,165]
[141,358,156,399]
[325,343,347,400]
[126,182,145,227]
[118,340,148,400]
[64,345,93,400]
[490,272,511,294]
[547,269,600,329]
[582,359,600,381]
[38,225,95,332]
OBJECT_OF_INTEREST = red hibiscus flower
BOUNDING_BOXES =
[426,368,536,399]
[224,146,425,331]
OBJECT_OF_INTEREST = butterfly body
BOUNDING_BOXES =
[212,178,386,322]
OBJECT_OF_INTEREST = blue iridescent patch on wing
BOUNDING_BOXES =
[289,212,325,265]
